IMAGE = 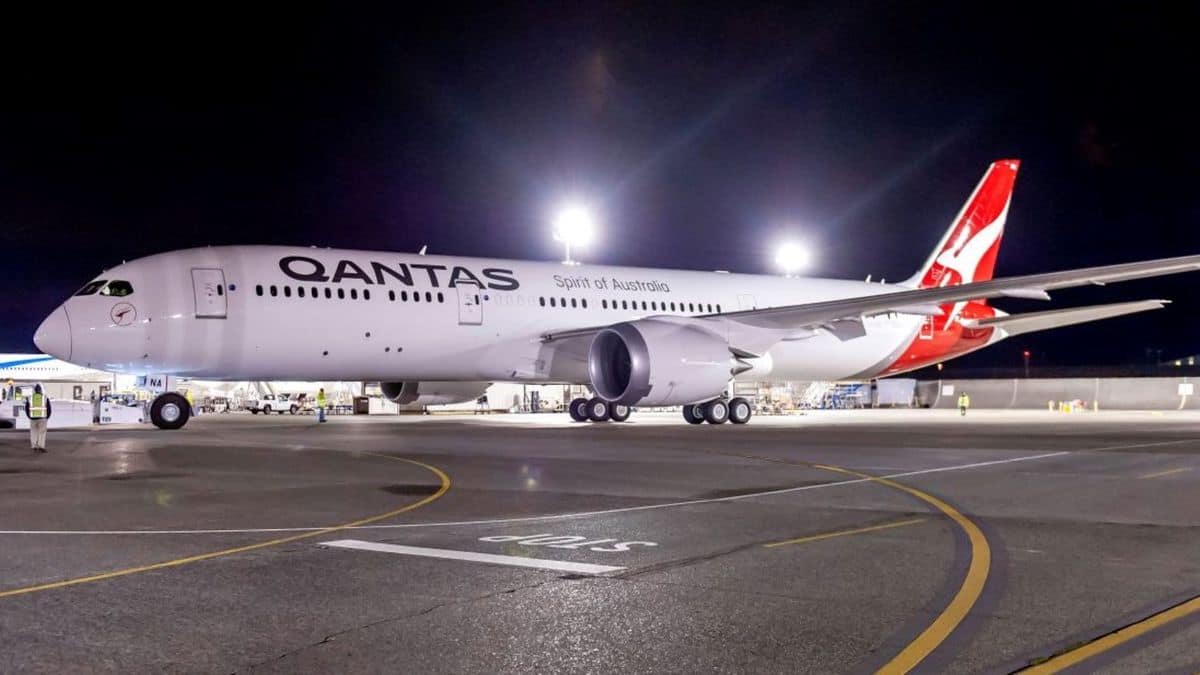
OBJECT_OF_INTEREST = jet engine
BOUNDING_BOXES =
[588,318,733,406]
[380,381,491,406]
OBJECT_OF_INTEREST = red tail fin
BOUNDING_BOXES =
[909,159,1020,289]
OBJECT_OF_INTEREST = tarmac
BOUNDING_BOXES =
[1,409,1198,673]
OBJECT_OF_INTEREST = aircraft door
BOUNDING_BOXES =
[191,268,228,318]
[457,282,483,325]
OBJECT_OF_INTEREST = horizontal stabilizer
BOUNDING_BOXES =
[962,300,1169,337]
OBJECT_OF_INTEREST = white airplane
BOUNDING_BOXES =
[32,159,1200,429]
[0,353,114,383]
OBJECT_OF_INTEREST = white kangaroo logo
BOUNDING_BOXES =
[936,200,1010,327]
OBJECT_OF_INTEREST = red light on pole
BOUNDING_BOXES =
[1022,350,1031,378]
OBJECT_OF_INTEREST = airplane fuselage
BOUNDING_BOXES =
[42,245,999,384]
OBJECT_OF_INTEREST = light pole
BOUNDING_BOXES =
[1023,349,1031,378]
[552,204,596,265]
[774,241,812,277]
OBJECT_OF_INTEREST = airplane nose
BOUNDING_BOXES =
[33,306,72,361]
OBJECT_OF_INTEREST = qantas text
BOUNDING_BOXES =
[279,256,519,290]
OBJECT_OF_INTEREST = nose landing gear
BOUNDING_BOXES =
[150,392,191,430]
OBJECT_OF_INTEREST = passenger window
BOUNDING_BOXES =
[270,286,278,297]
[337,288,345,299]
[549,297,556,307]
[350,289,358,300]
[100,280,135,297]
[364,289,371,300]
[255,285,263,296]
[670,302,676,311]
[560,297,566,307]
[622,300,628,310]
[74,280,108,296]
[389,290,396,301]
[414,292,421,303]
[689,303,695,312]
[324,288,332,299]
[582,299,588,309]
[298,287,305,298]
[312,286,318,297]
[438,292,444,303]
[570,298,577,308]
[641,301,647,310]
[601,299,607,309]
[402,291,409,301]
[425,291,433,302]
[716,304,722,312]
[284,286,292,297]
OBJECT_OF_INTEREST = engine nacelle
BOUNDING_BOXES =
[380,381,491,406]
[588,319,732,406]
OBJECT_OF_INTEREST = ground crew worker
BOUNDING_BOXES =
[316,387,327,423]
[185,389,195,415]
[958,391,970,416]
[25,383,51,453]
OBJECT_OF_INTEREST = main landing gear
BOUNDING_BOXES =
[682,397,752,425]
[568,396,752,425]
[569,397,631,423]
[150,392,191,430]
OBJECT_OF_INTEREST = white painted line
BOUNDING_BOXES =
[321,539,625,574]
[0,450,1070,535]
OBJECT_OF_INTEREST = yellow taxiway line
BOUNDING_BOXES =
[811,464,991,675]
[764,518,928,548]
[0,455,450,600]
[1019,595,1200,673]
[1139,467,1191,479]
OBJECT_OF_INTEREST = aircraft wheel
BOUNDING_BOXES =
[150,393,191,430]
[609,404,631,422]
[703,399,729,424]
[587,397,611,422]
[728,397,752,424]
[568,397,590,422]
[682,404,704,424]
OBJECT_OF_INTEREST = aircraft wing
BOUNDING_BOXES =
[541,254,1200,348]
[717,254,1200,330]
[960,299,1169,337]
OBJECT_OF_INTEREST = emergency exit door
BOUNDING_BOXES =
[457,282,483,325]
[192,268,228,318]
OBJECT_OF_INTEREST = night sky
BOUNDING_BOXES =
[3,4,1197,370]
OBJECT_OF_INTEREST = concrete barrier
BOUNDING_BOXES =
[917,377,1197,410]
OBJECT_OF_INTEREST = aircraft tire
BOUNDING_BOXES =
[150,393,191,430]
[609,404,631,422]
[728,397,752,424]
[587,397,611,422]
[682,404,704,424]
[568,397,590,422]
[703,399,729,425]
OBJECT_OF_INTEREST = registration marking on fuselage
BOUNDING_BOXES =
[322,539,625,574]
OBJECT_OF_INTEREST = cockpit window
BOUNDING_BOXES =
[100,280,135,297]
[74,280,108,296]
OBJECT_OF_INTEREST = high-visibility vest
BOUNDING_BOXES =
[958,394,970,407]
[29,393,47,419]
[316,392,326,407]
